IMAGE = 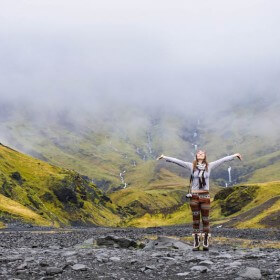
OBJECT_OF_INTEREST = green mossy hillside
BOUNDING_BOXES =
[215,185,258,216]
[0,143,123,227]
[124,181,280,229]
[211,181,280,229]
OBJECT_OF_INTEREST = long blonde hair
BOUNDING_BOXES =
[192,151,209,171]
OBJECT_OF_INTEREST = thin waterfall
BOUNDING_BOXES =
[120,170,127,188]
[228,166,232,184]
[146,131,153,155]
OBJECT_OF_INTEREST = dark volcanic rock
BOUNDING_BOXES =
[144,236,192,250]
[46,267,63,275]
[0,225,279,279]
[96,235,144,248]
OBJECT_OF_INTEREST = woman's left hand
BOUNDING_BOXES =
[234,153,242,160]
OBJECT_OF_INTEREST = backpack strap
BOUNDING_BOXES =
[188,169,194,194]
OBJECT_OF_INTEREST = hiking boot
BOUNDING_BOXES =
[202,232,211,251]
[192,233,201,251]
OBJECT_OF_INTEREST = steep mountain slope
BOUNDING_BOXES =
[0,143,123,227]
[0,108,200,220]
[0,97,279,226]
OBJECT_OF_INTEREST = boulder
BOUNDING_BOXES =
[46,267,63,275]
[239,267,262,279]
[96,235,143,249]
[190,265,209,273]
[71,264,87,271]
[144,236,192,250]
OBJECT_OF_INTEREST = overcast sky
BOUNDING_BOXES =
[1,0,280,115]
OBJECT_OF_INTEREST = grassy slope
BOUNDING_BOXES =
[3,119,280,229]
[0,144,121,227]
[1,105,280,229]
[0,193,51,226]
[0,116,199,226]
[210,181,280,228]
[116,166,222,227]
[126,181,280,228]
[243,150,280,183]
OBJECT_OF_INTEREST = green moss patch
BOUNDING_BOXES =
[216,185,258,216]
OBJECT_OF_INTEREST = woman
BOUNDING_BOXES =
[157,150,242,251]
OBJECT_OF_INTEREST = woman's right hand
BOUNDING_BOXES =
[234,153,242,160]
[157,154,164,160]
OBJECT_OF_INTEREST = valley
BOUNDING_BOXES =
[0,101,279,229]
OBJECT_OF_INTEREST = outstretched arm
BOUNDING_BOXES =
[157,154,192,170]
[209,153,242,170]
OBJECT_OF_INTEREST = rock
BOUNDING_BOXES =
[190,265,209,273]
[0,255,22,262]
[261,268,273,276]
[218,253,232,259]
[96,257,108,263]
[39,261,49,267]
[173,242,192,250]
[66,257,78,265]
[145,265,156,270]
[199,260,214,266]
[189,255,208,262]
[177,272,190,276]
[71,264,87,271]
[230,261,242,267]
[61,251,77,257]
[239,267,262,279]
[0,227,279,279]
[83,238,94,244]
[151,252,165,257]
[24,257,35,262]
[144,236,192,250]
[140,265,156,274]
[161,256,176,261]
[74,238,94,249]
[46,267,63,275]
[109,257,121,262]
[38,271,47,276]
[16,263,28,270]
[96,235,142,249]
[48,246,60,250]
[16,269,28,275]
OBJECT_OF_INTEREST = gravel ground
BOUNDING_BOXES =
[0,224,280,280]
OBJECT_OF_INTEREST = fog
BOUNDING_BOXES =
[1,0,280,118]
